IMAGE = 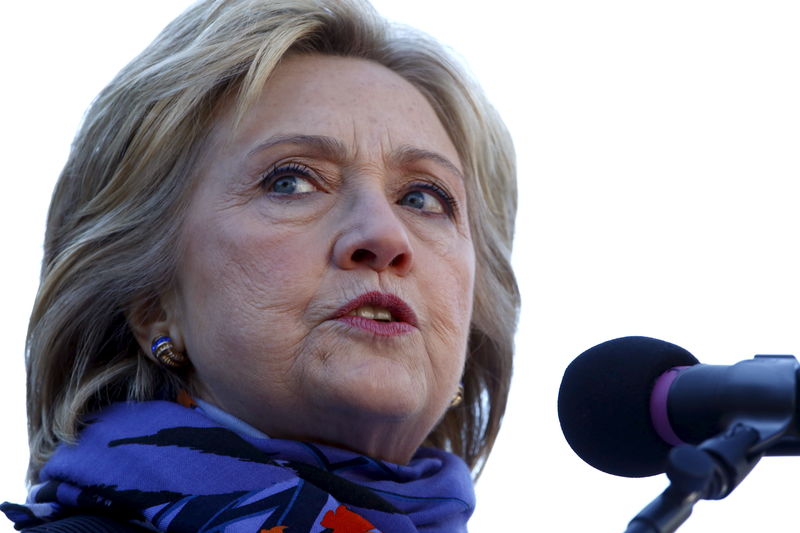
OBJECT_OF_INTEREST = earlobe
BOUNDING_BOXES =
[127,294,187,366]
[150,335,189,368]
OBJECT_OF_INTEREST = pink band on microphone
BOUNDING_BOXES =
[650,366,690,446]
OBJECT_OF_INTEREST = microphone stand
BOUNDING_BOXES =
[624,354,800,532]
[624,424,762,533]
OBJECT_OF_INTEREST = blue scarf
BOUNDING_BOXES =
[2,400,474,532]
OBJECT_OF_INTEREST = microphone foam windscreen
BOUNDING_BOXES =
[557,336,699,477]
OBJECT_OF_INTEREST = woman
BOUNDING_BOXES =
[3,0,518,531]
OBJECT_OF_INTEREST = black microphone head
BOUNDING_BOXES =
[557,336,699,477]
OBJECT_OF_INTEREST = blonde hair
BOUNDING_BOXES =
[28,0,518,481]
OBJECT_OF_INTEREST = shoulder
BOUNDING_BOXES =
[21,515,150,532]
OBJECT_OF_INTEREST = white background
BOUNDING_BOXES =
[2,1,799,531]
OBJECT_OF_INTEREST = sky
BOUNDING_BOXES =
[2,1,800,531]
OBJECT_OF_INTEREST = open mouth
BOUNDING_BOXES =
[333,291,418,330]
[345,305,395,322]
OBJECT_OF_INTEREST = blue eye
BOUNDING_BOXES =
[398,183,456,216]
[261,164,317,195]
[269,175,316,194]
[399,190,444,213]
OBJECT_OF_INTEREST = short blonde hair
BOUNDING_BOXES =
[27,0,518,481]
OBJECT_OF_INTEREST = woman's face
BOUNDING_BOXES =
[167,54,474,463]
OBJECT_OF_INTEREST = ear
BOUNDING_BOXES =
[127,293,186,363]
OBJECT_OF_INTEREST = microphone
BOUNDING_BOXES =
[557,336,799,478]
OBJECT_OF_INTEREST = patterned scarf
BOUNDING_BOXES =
[2,400,474,532]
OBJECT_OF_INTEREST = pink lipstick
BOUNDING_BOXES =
[333,291,417,337]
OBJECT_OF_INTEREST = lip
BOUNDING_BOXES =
[332,291,418,336]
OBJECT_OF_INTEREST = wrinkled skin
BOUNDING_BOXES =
[136,55,475,464]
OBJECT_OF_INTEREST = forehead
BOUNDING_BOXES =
[207,54,462,171]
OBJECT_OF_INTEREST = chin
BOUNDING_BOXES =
[339,375,429,420]
[318,364,439,424]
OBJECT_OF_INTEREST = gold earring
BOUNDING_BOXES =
[151,335,188,369]
[450,383,464,408]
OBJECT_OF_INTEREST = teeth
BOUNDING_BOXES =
[347,305,393,321]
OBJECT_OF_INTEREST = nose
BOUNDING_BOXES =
[332,193,413,275]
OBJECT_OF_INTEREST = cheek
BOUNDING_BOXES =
[175,216,325,366]
[443,249,475,335]
[419,238,476,367]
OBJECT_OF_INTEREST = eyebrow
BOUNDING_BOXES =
[247,134,464,181]
[390,145,465,182]
[246,134,349,163]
